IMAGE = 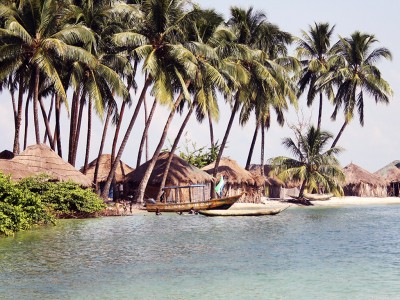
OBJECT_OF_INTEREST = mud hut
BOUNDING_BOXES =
[125,152,213,202]
[0,150,14,159]
[374,161,400,196]
[11,144,92,187]
[82,154,134,198]
[342,163,387,197]
[202,158,264,203]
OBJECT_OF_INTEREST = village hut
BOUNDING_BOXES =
[249,164,299,199]
[125,152,213,202]
[0,150,14,159]
[374,161,400,196]
[82,154,134,198]
[342,163,387,197]
[202,158,264,203]
[10,144,92,187]
[0,159,35,181]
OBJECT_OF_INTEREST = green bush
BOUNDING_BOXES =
[0,174,106,236]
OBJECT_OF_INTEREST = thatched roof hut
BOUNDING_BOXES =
[0,159,35,180]
[11,144,92,187]
[82,154,134,183]
[374,161,400,196]
[342,163,387,197]
[202,158,264,203]
[0,150,14,159]
[125,152,213,201]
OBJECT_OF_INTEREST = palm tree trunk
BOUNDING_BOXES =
[94,104,113,193]
[211,95,241,198]
[55,95,62,157]
[245,122,259,170]
[43,94,54,144]
[135,90,188,204]
[208,109,215,147]
[23,92,30,150]
[144,96,150,162]
[317,92,323,131]
[100,77,152,200]
[136,98,157,167]
[13,75,24,154]
[82,98,92,174]
[33,66,41,144]
[331,121,348,148]
[111,101,126,163]
[38,97,54,149]
[71,95,85,166]
[68,90,79,164]
[260,124,265,177]
[156,101,196,201]
[298,178,307,199]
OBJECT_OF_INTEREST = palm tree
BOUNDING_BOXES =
[101,0,197,201]
[0,0,96,146]
[327,31,393,148]
[296,22,336,130]
[270,126,344,201]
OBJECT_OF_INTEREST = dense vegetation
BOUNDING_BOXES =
[0,0,393,203]
[0,174,105,237]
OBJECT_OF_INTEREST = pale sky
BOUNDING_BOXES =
[0,0,399,173]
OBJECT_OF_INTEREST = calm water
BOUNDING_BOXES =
[1,205,400,299]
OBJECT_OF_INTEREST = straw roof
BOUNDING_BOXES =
[202,157,264,186]
[0,150,14,159]
[0,159,35,180]
[82,154,134,183]
[374,160,400,183]
[125,152,213,186]
[343,163,386,186]
[12,144,92,187]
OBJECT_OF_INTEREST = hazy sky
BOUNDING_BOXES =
[0,0,399,173]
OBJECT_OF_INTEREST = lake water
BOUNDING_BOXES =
[1,205,400,299]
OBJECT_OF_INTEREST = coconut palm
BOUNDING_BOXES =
[270,126,344,201]
[296,22,336,130]
[327,31,393,148]
[0,0,95,146]
[101,0,197,201]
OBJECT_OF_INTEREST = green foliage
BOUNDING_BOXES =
[178,140,221,169]
[0,174,105,237]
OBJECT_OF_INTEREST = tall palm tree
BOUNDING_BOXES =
[296,22,336,130]
[270,126,344,201]
[327,31,393,148]
[0,0,96,145]
[101,0,197,201]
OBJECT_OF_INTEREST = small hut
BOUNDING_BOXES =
[374,161,400,196]
[10,144,92,187]
[249,164,284,198]
[0,159,35,180]
[202,158,264,203]
[0,150,14,159]
[82,154,134,198]
[125,152,213,202]
[342,163,387,197]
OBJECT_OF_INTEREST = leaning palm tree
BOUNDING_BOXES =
[327,31,393,148]
[270,126,345,201]
[296,22,336,131]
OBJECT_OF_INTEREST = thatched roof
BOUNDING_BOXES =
[202,158,264,186]
[0,150,14,159]
[249,164,285,186]
[125,152,213,186]
[374,161,400,183]
[0,159,35,180]
[11,144,92,187]
[82,154,134,183]
[343,163,386,186]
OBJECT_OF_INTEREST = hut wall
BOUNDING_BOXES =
[344,183,387,197]
[224,183,262,203]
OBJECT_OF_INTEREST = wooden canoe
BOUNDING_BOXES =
[304,193,333,201]
[198,206,288,217]
[145,193,243,212]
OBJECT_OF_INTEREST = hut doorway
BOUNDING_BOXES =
[389,182,400,197]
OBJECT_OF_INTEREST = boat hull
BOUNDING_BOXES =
[198,207,288,217]
[146,194,242,212]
